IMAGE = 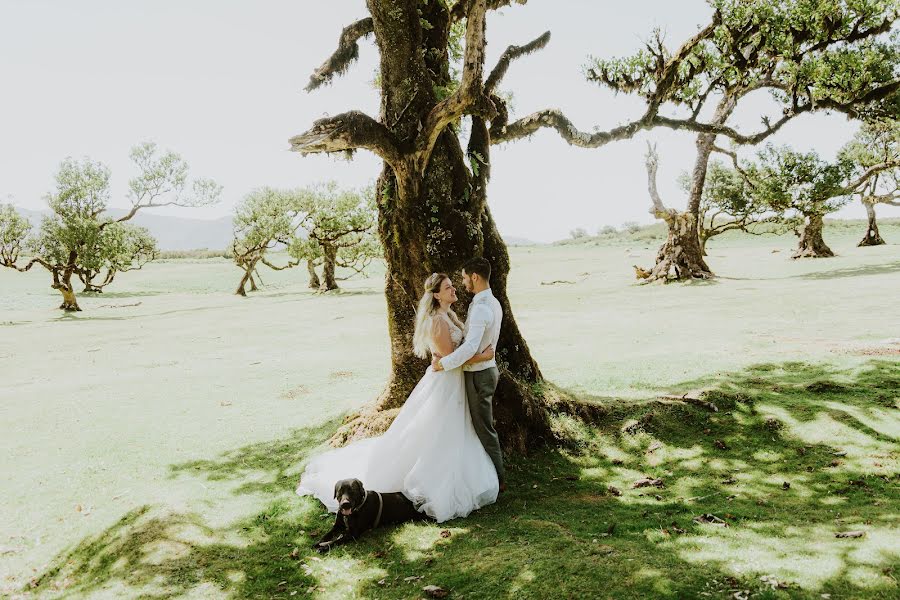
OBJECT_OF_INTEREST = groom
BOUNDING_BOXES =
[432,257,506,492]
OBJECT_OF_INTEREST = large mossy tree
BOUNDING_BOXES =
[290,0,578,450]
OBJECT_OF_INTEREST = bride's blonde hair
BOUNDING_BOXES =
[412,272,448,358]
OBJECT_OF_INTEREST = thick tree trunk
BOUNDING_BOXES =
[647,211,713,281]
[235,259,259,296]
[320,243,338,291]
[330,1,558,453]
[307,260,321,289]
[249,272,259,292]
[858,201,886,246]
[793,214,834,258]
[53,270,81,311]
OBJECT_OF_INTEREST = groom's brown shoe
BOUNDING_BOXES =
[499,482,507,494]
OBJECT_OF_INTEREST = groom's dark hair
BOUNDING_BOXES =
[463,257,491,282]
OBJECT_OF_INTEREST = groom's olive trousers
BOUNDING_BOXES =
[464,367,505,482]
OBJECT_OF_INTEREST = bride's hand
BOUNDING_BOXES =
[474,344,494,362]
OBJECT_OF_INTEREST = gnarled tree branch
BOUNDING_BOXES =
[305,17,374,92]
[415,0,494,173]
[289,111,403,167]
[644,142,674,220]
[485,30,551,94]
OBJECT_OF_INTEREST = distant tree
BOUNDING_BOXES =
[597,225,618,236]
[0,144,220,310]
[231,187,311,296]
[675,158,779,255]
[76,221,158,292]
[287,237,324,290]
[839,119,900,246]
[569,227,588,240]
[744,144,896,257]
[621,221,642,234]
[0,204,32,268]
[290,183,379,292]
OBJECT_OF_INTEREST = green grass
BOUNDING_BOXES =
[1,232,899,598]
[20,360,899,599]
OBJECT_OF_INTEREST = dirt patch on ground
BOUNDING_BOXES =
[833,344,900,356]
[280,385,311,400]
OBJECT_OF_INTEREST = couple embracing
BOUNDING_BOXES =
[297,257,506,523]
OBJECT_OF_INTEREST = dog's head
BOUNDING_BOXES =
[334,478,366,516]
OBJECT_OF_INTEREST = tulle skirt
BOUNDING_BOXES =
[296,367,499,522]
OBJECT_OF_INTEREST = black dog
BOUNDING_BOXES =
[312,478,430,553]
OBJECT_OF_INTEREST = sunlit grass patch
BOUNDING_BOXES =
[22,359,900,599]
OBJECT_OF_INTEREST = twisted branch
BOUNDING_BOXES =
[485,30,551,93]
[305,17,374,92]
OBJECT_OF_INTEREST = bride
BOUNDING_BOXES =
[296,272,500,522]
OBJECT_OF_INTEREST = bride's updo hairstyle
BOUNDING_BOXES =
[412,272,448,358]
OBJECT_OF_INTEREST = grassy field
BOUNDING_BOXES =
[1,224,898,599]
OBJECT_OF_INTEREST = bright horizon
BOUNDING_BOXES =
[2,0,897,243]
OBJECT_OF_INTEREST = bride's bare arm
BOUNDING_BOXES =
[430,317,455,359]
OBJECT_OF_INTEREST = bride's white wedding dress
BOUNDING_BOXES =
[296,313,499,522]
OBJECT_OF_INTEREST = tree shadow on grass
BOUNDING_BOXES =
[23,360,899,599]
[797,261,900,280]
[80,290,165,299]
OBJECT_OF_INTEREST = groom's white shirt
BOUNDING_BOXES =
[439,288,502,372]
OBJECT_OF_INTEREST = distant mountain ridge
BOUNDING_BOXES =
[15,207,234,251]
[12,206,540,250]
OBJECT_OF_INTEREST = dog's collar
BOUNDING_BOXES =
[372,491,383,529]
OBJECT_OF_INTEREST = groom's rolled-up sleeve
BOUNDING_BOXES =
[439,304,491,371]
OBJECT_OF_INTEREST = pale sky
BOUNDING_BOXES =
[1,0,896,242]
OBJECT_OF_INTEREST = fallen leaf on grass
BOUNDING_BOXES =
[607,485,622,496]
[693,514,728,527]
[423,584,449,598]
[835,530,865,538]
[760,574,790,590]
[647,441,662,453]
[782,481,791,490]
[439,530,451,538]
[632,478,664,489]
[714,440,728,450]
[404,575,424,582]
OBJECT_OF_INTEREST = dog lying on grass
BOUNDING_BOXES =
[312,478,431,553]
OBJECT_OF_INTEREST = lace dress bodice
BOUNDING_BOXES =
[430,313,464,354]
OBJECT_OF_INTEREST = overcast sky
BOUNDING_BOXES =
[2,0,896,242]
